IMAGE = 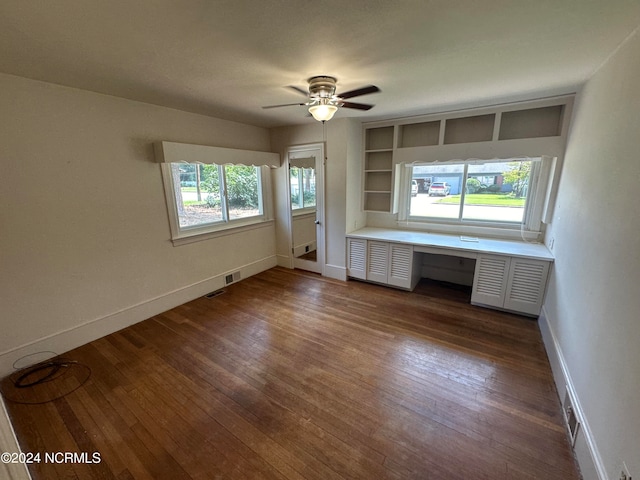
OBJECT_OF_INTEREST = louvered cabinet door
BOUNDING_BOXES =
[347,238,367,280]
[471,254,510,308]
[504,258,550,315]
[366,241,389,284]
[387,244,413,289]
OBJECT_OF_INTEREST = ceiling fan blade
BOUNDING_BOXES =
[287,85,309,96]
[262,102,308,109]
[337,85,380,100]
[339,101,374,111]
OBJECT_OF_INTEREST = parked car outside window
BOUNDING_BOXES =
[428,182,450,196]
[411,180,418,197]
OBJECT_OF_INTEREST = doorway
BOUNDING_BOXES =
[286,143,324,274]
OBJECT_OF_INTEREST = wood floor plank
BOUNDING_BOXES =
[2,267,580,479]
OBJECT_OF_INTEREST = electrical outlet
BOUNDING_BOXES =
[549,237,555,250]
[620,462,632,480]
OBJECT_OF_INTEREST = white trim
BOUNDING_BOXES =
[171,219,274,246]
[276,254,293,268]
[323,264,347,281]
[0,397,31,480]
[0,256,277,378]
[538,306,607,480]
[154,141,280,167]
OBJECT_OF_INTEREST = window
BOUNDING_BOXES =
[290,167,316,210]
[405,157,550,237]
[162,162,269,242]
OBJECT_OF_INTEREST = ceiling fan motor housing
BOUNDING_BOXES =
[308,76,337,99]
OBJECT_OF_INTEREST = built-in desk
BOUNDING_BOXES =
[346,228,554,316]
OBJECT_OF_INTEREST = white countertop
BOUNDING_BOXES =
[347,227,554,261]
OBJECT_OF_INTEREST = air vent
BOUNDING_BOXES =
[204,289,225,299]
[564,387,580,445]
[225,271,241,285]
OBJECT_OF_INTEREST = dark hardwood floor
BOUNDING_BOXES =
[2,267,580,479]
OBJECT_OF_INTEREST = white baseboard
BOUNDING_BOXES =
[0,256,277,378]
[0,397,31,480]
[323,264,347,281]
[538,306,607,480]
[276,254,293,268]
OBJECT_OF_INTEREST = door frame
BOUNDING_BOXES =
[285,143,325,275]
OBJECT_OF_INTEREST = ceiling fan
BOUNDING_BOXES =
[263,76,380,122]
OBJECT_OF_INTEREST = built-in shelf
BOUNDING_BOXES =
[361,96,573,215]
[365,126,394,151]
[363,192,392,212]
[364,150,393,171]
[444,114,495,144]
[364,127,395,212]
[498,105,564,140]
[365,171,393,191]
[399,121,440,148]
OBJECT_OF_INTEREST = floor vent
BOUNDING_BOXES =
[225,271,241,285]
[564,387,580,445]
[204,289,225,299]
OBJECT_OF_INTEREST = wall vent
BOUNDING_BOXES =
[204,289,225,299]
[564,387,580,445]
[225,271,241,285]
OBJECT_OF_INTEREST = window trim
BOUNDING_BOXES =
[161,163,273,245]
[397,156,555,241]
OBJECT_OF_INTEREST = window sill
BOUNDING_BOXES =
[171,219,274,246]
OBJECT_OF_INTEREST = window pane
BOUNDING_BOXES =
[462,161,530,223]
[172,164,223,228]
[224,165,263,220]
[410,164,464,219]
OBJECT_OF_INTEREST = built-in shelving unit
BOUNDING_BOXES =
[498,105,564,140]
[361,96,573,214]
[444,114,495,144]
[363,126,394,212]
[398,120,440,148]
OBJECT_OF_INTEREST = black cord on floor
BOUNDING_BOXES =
[1,357,92,405]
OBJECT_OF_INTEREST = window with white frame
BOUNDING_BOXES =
[162,162,268,241]
[404,156,552,236]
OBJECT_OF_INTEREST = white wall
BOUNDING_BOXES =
[0,73,276,376]
[541,29,640,480]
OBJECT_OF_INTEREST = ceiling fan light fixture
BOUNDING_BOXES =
[308,103,338,122]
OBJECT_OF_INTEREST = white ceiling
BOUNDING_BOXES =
[1,1,639,128]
